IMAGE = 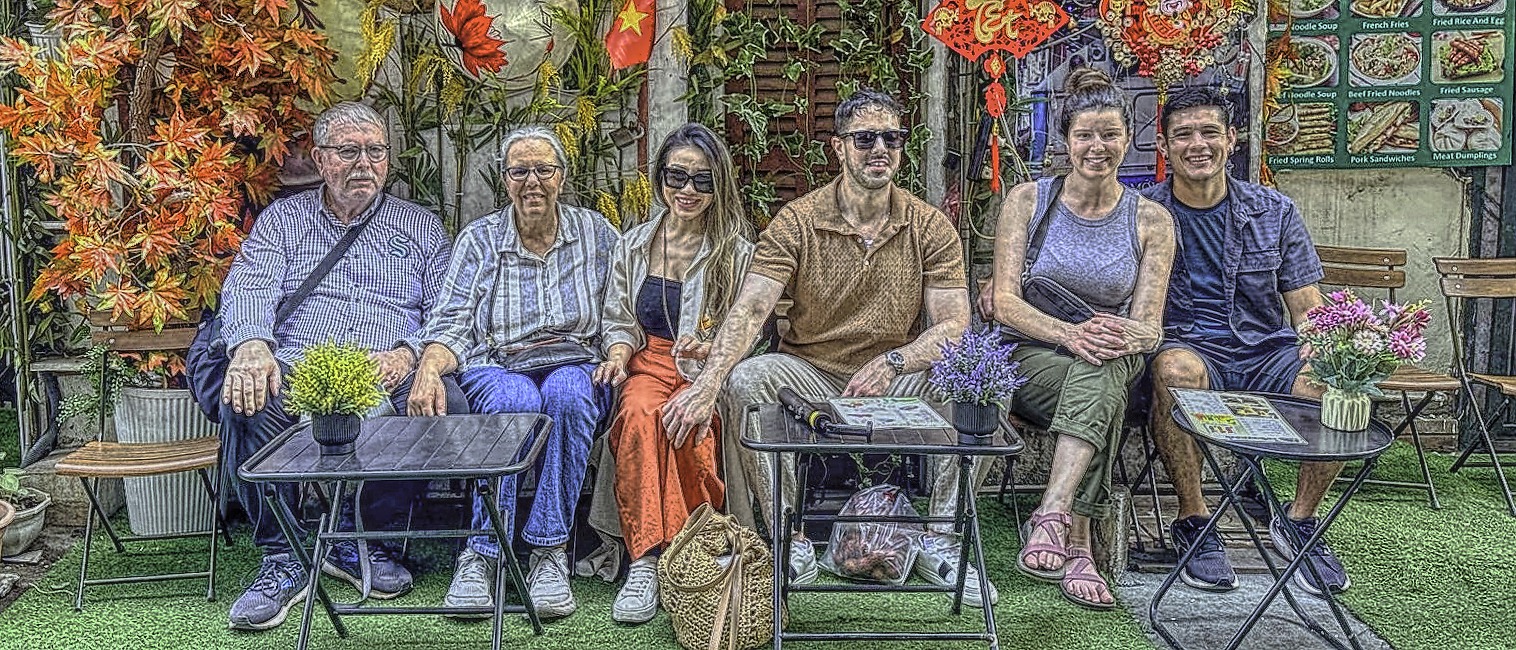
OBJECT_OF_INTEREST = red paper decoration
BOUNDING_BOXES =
[1096,0,1249,95]
[923,0,1070,190]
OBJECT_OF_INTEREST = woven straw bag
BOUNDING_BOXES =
[658,503,781,650]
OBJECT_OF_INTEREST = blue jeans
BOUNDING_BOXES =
[460,363,607,556]
[222,369,469,555]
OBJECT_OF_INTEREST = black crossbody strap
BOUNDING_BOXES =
[1023,175,1066,275]
[272,204,378,326]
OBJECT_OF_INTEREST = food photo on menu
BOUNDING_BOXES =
[1430,98,1504,152]
[1432,31,1507,84]
[1281,36,1340,89]
[1350,32,1423,87]
[1347,102,1420,153]
[1431,0,1504,15]
[1274,0,1339,21]
[1266,102,1338,155]
[1350,0,1424,18]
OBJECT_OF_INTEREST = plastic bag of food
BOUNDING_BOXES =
[819,484,923,585]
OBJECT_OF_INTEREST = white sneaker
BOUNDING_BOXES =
[612,555,660,624]
[788,537,819,585]
[443,548,494,618]
[527,547,577,618]
[913,532,998,608]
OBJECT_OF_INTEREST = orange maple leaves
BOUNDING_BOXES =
[0,0,337,333]
[439,0,508,78]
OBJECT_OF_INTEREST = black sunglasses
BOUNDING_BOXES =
[839,129,909,150]
[660,167,716,194]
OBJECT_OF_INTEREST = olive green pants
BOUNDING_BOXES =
[1007,346,1144,519]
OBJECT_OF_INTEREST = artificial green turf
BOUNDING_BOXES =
[0,497,1151,650]
[1266,443,1516,650]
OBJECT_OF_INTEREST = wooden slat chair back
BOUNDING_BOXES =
[1316,245,1453,508]
[52,351,227,611]
[1433,256,1516,516]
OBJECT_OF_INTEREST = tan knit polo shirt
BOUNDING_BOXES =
[748,177,966,376]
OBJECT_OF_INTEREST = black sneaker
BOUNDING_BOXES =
[228,553,309,631]
[1169,516,1238,592]
[1269,502,1351,597]
[321,541,414,599]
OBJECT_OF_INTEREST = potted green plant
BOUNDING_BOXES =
[928,327,1029,444]
[0,454,51,557]
[286,342,386,455]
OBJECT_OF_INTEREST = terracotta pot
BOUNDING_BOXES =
[311,414,362,455]
[952,401,1000,445]
[1320,387,1371,431]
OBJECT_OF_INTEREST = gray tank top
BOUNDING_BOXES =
[1025,176,1141,316]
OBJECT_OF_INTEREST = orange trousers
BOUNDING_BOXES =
[609,335,725,559]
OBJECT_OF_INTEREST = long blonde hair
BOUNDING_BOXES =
[651,123,754,329]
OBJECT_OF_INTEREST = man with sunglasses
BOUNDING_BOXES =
[661,90,991,607]
[219,101,466,632]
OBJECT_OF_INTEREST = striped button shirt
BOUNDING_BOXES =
[220,189,453,364]
[422,203,620,371]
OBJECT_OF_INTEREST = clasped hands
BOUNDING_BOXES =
[1060,314,1160,366]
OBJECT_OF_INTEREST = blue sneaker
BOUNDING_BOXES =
[321,541,413,599]
[1269,502,1351,597]
[229,553,309,631]
[1170,516,1237,592]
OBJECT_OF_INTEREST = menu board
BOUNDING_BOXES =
[1264,0,1513,168]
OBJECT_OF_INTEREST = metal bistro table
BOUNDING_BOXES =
[1150,393,1394,650]
[238,414,552,650]
[742,402,1024,650]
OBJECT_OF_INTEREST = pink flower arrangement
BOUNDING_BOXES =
[1299,290,1430,394]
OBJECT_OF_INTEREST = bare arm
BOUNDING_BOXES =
[843,285,969,396]
[660,272,783,446]
[1282,284,1324,329]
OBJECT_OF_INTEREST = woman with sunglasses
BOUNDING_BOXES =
[591,122,758,624]
[988,68,1175,610]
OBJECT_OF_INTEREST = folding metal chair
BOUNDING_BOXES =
[1317,244,1458,508]
[1433,256,1516,517]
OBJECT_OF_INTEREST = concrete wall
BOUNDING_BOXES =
[1273,167,1468,369]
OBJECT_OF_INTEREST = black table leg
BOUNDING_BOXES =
[961,455,1000,650]
[1149,463,1253,650]
[771,451,789,650]
[296,479,346,650]
[479,478,543,638]
[950,455,971,615]
[262,484,346,639]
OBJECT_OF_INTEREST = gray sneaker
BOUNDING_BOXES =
[443,548,494,617]
[913,532,998,608]
[321,541,414,599]
[611,555,660,624]
[527,547,577,618]
[228,553,309,631]
[788,537,819,585]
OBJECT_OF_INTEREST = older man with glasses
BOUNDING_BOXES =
[661,89,991,607]
[219,101,466,631]
[409,125,620,620]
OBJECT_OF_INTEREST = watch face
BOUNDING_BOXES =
[887,351,905,370]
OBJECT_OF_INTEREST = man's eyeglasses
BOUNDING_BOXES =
[839,129,909,150]
[660,167,716,194]
[505,164,563,182]
[317,144,390,163]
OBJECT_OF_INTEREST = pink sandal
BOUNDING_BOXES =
[1060,549,1116,610]
[1016,511,1071,583]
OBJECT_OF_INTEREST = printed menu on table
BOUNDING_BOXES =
[828,397,954,431]
[1170,389,1309,445]
[1264,0,1512,168]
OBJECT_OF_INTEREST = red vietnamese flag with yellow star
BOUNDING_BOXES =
[606,0,654,69]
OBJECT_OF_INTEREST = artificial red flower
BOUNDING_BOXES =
[439,0,508,78]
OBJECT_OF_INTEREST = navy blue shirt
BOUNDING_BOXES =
[1171,198,1232,339]
[635,276,682,341]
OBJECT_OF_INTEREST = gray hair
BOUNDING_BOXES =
[498,125,570,168]
[313,102,387,146]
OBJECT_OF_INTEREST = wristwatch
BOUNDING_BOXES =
[885,350,906,375]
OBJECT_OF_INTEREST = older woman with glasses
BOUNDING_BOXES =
[591,122,757,624]
[409,125,620,620]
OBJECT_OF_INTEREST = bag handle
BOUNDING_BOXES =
[707,530,748,650]
[664,504,736,593]
[272,200,379,326]
[1022,176,1065,280]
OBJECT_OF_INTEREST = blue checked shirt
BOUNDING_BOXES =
[422,204,620,371]
[220,189,453,364]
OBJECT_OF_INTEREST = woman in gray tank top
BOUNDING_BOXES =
[986,68,1177,610]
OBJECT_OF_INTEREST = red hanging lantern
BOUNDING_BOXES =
[923,0,1070,191]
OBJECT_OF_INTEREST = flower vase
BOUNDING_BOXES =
[311,414,362,455]
[952,402,1000,445]
[1320,388,1371,431]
